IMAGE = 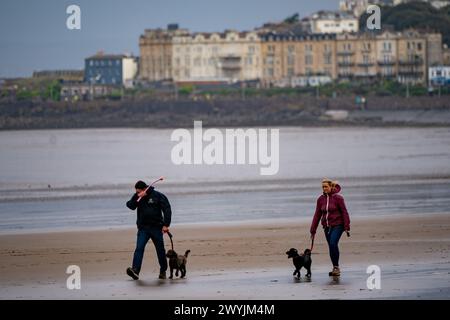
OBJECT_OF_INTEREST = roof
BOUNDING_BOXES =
[86,53,136,60]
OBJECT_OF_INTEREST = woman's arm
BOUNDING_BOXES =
[337,196,350,232]
[310,198,322,235]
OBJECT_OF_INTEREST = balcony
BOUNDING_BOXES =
[378,60,396,66]
[338,61,355,67]
[337,51,355,56]
[354,72,377,77]
[357,62,375,67]
[338,72,353,78]
[219,56,241,70]
[398,58,423,66]
[398,71,424,77]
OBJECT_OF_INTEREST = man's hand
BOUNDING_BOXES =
[346,231,350,237]
[162,226,169,234]
[137,189,147,198]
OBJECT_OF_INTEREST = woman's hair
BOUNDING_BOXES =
[322,178,337,188]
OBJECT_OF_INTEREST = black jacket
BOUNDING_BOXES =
[126,187,172,229]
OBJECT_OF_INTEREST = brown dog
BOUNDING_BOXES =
[166,249,190,279]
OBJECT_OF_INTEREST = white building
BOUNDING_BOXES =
[429,66,450,86]
[172,31,262,83]
[307,11,359,34]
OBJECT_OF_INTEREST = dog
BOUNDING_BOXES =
[286,248,312,279]
[166,249,190,279]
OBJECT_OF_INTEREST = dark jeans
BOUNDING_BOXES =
[132,226,167,274]
[324,224,344,267]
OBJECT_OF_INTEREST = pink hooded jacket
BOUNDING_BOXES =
[310,184,351,234]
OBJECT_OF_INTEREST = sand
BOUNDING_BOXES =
[0,213,449,299]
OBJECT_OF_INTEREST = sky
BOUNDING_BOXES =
[0,0,339,78]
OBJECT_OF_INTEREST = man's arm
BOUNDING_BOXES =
[126,193,139,210]
[158,192,172,227]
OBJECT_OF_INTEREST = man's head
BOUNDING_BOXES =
[135,180,148,193]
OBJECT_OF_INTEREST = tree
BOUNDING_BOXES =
[284,13,299,24]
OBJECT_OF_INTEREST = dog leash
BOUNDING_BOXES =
[167,231,174,251]
[310,234,315,252]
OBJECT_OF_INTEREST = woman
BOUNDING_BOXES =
[310,179,350,277]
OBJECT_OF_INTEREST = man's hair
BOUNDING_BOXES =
[135,180,148,190]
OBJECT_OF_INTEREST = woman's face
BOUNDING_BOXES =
[322,183,332,194]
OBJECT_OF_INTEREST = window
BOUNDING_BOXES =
[287,55,295,65]
[249,46,255,54]
[305,55,313,65]
[266,56,274,65]
[418,43,422,51]
[324,53,332,64]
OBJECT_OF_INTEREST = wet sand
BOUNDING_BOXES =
[0,213,449,299]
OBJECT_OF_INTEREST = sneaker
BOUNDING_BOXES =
[158,272,167,279]
[330,266,341,276]
[126,267,139,280]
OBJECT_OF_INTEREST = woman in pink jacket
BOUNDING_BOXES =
[310,179,351,277]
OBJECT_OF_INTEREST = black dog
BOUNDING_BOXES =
[166,249,190,279]
[286,248,312,279]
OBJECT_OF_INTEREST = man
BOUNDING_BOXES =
[126,180,172,280]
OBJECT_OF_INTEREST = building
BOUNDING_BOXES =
[32,70,84,83]
[140,25,262,84]
[84,52,138,87]
[138,24,185,82]
[260,32,337,87]
[60,84,116,101]
[304,11,359,34]
[172,30,262,83]
[138,25,441,87]
[443,44,450,65]
[429,66,450,86]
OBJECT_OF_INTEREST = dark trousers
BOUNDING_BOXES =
[324,224,344,267]
[132,227,167,274]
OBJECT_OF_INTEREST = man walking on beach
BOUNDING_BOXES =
[126,180,172,280]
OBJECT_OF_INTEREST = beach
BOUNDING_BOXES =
[1,126,449,299]
[1,213,449,299]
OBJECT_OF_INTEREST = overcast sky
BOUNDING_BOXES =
[0,0,339,78]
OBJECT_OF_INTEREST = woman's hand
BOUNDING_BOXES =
[310,233,315,241]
